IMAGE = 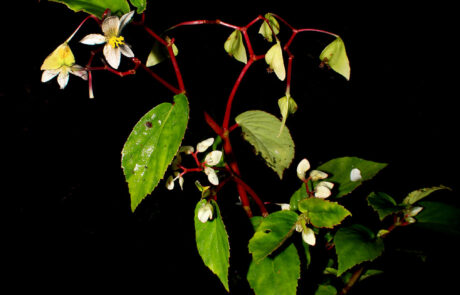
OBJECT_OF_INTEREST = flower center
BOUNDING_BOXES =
[108,36,125,48]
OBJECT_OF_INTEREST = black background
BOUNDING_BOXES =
[5,1,459,294]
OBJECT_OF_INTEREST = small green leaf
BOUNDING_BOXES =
[235,110,295,179]
[224,29,247,64]
[121,94,189,211]
[258,13,280,42]
[146,40,179,67]
[278,94,298,136]
[314,284,337,295]
[51,0,130,17]
[247,243,300,295]
[402,185,451,205]
[129,0,147,13]
[367,192,406,221]
[289,183,308,211]
[195,200,230,291]
[319,37,350,80]
[248,210,299,262]
[265,41,286,81]
[298,198,351,228]
[334,224,384,276]
[317,157,387,198]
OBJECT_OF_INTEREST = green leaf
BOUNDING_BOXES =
[319,37,350,80]
[289,183,308,211]
[224,29,247,64]
[258,13,280,42]
[298,198,351,228]
[367,192,405,221]
[265,41,286,81]
[334,224,384,276]
[129,0,147,13]
[195,200,230,291]
[414,201,460,235]
[51,0,130,17]
[121,94,189,211]
[278,94,298,136]
[247,243,300,295]
[317,157,387,198]
[314,284,337,295]
[146,40,179,67]
[402,185,451,205]
[248,210,299,262]
[235,110,295,179]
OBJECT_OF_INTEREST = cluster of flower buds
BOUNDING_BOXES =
[296,158,335,199]
[166,137,223,190]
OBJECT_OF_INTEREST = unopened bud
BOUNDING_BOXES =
[296,158,311,181]
[310,170,328,182]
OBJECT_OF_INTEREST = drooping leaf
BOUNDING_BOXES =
[265,41,286,81]
[414,201,460,235]
[258,13,280,42]
[195,199,230,291]
[235,110,295,179]
[50,0,130,18]
[334,224,384,276]
[319,37,350,80]
[224,29,247,64]
[248,210,299,262]
[247,243,300,295]
[367,192,406,221]
[278,94,298,136]
[316,157,387,198]
[121,94,189,211]
[402,185,451,205]
[146,40,179,67]
[298,198,351,228]
[129,0,147,13]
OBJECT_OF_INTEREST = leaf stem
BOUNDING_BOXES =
[339,266,365,295]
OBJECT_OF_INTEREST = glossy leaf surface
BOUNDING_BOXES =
[51,0,130,17]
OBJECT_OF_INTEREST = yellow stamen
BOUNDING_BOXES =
[108,36,125,48]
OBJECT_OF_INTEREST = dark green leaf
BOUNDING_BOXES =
[415,201,460,235]
[247,243,300,295]
[51,0,130,17]
[367,192,405,221]
[195,200,230,291]
[289,183,308,211]
[298,198,351,228]
[121,94,189,211]
[248,210,299,262]
[317,157,387,198]
[334,224,384,276]
[314,284,337,295]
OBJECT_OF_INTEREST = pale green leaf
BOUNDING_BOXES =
[334,224,384,276]
[195,200,230,291]
[146,40,179,67]
[265,41,286,81]
[129,0,147,13]
[247,243,300,295]
[316,157,387,198]
[278,95,298,136]
[224,29,247,64]
[319,37,350,80]
[121,94,189,211]
[298,198,351,228]
[235,110,295,179]
[51,0,130,17]
[402,185,451,205]
[258,13,280,42]
[248,210,299,262]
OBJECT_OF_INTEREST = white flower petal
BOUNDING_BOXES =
[314,185,331,199]
[204,150,223,166]
[302,227,316,246]
[102,16,120,36]
[41,69,60,83]
[57,68,70,89]
[318,181,334,190]
[119,10,135,33]
[80,34,106,45]
[197,202,213,223]
[196,138,214,153]
[103,44,121,69]
[70,65,88,80]
[204,167,219,186]
[119,43,134,58]
[276,203,291,211]
[166,175,175,190]
[350,168,362,182]
[407,206,423,217]
[310,170,328,181]
[296,158,311,181]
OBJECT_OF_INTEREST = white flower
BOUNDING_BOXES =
[314,181,334,199]
[310,170,328,182]
[276,203,291,211]
[196,138,214,153]
[204,150,223,166]
[350,168,362,182]
[41,42,87,89]
[302,227,316,246]
[165,172,184,191]
[296,158,311,181]
[197,201,214,223]
[204,166,219,186]
[80,10,135,69]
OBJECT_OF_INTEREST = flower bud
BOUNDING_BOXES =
[204,167,219,185]
[310,170,328,182]
[196,138,214,153]
[198,202,214,223]
[204,150,223,166]
[296,158,311,181]
[350,168,362,182]
[302,227,316,246]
